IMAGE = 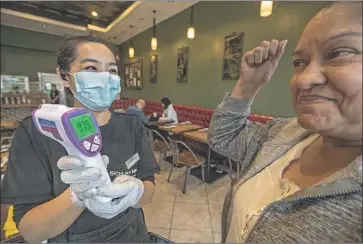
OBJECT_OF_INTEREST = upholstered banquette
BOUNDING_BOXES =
[111,98,273,126]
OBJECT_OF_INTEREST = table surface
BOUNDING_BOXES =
[184,130,208,144]
[0,121,18,129]
[158,124,203,134]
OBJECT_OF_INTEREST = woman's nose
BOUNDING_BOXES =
[292,63,327,90]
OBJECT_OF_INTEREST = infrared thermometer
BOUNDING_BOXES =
[32,104,111,203]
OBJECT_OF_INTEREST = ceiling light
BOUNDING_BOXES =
[91,11,98,17]
[129,25,135,58]
[187,5,195,39]
[260,1,273,17]
[151,10,157,51]
[187,27,195,39]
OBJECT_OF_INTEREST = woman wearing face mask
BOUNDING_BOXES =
[1,36,160,243]
[160,97,178,124]
[209,2,362,243]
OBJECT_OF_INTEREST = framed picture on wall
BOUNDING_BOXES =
[124,59,143,90]
[150,54,158,83]
[176,47,189,82]
[222,32,244,80]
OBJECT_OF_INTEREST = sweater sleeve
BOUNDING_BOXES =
[208,94,282,171]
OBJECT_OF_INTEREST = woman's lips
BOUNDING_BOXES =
[298,95,333,104]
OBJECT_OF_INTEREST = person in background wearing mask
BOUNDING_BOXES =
[49,84,60,104]
[125,99,149,124]
[1,36,160,243]
[160,97,178,124]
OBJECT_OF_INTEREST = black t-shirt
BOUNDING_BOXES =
[1,111,160,238]
[50,90,60,104]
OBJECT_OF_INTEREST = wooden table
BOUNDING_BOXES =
[0,121,17,129]
[158,124,203,135]
[184,130,208,144]
[184,129,228,184]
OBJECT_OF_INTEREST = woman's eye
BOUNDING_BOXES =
[84,66,97,72]
[327,50,353,59]
[293,59,307,68]
[109,69,118,74]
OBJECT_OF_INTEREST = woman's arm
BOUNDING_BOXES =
[208,92,276,164]
[166,106,173,121]
[208,40,288,166]
[134,181,155,208]
[18,188,84,243]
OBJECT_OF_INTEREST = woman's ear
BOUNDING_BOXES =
[56,67,70,88]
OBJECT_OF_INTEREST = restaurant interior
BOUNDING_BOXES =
[0,1,329,243]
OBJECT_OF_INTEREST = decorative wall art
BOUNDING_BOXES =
[176,47,189,82]
[222,32,244,80]
[150,54,158,83]
[124,59,143,89]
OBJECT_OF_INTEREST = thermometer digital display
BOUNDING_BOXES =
[32,104,111,202]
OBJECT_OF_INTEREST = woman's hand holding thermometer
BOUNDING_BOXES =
[32,104,112,204]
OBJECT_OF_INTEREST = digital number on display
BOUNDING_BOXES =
[69,113,97,139]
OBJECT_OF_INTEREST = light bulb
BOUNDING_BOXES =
[187,27,195,39]
[151,37,158,51]
[129,47,134,58]
[260,1,273,17]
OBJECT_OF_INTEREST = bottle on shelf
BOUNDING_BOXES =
[22,94,26,104]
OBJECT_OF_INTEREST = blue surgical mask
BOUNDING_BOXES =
[68,72,121,111]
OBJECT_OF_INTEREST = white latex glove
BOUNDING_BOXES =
[57,155,109,208]
[85,175,144,219]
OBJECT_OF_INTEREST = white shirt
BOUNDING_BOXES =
[163,104,178,124]
[226,134,319,243]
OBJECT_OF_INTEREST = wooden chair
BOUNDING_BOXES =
[167,138,205,194]
[1,137,13,153]
[150,130,171,164]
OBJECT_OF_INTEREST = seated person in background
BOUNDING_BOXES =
[160,97,178,124]
[208,2,362,243]
[125,99,149,124]
[49,84,60,104]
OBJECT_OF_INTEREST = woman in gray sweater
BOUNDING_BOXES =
[208,2,362,243]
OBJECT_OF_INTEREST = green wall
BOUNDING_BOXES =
[0,26,61,81]
[119,1,327,117]
[0,26,117,81]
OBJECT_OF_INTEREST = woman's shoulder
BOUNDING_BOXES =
[17,116,37,135]
[110,111,144,129]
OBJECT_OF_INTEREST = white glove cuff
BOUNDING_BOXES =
[70,190,85,209]
[132,180,145,208]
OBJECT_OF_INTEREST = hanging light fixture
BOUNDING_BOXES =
[187,5,195,39]
[260,1,273,17]
[128,25,135,58]
[151,10,157,51]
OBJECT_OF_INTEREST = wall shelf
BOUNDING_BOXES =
[1,104,39,109]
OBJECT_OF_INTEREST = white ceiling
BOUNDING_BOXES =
[0,1,198,45]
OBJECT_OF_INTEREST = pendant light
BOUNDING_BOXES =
[260,1,273,17]
[187,5,195,39]
[151,10,157,51]
[128,25,135,58]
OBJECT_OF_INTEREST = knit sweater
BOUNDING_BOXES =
[208,94,362,243]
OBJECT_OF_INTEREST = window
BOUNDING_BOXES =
[1,75,30,93]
